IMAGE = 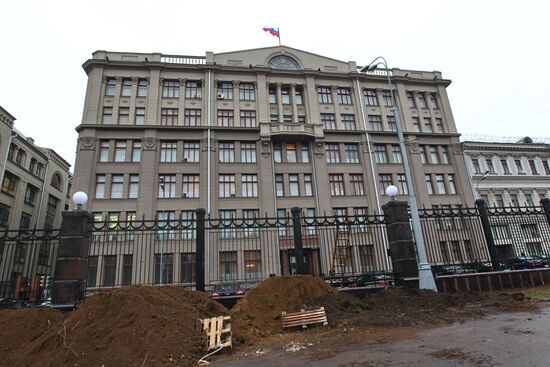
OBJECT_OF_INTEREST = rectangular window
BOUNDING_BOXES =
[364,89,378,106]
[486,159,495,173]
[110,175,124,198]
[472,159,481,174]
[515,159,524,174]
[121,79,132,97]
[289,174,300,196]
[244,250,262,279]
[304,174,313,196]
[350,174,364,195]
[448,174,457,194]
[158,175,176,198]
[430,93,439,109]
[317,86,332,104]
[337,87,352,105]
[154,253,174,284]
[268,85,277,104]
[412,117,420,132]
[102,107,113,124]
[243,210,260,237]
[301,144,310,163]
[157,211,176,240]
[239,82,255,101]
[182,174,199,198]
[181,253,196,283]
[286,143,297,163]
[219,210,236,239]
[137,79,148,97]
[160,141,177,163]
[102,255,116,287]
[273,143,282,163]
[217,82,234,100]
[161,108,178,125]
[95,175,106,198]
[219,142,235,163]
[87,256,98,288]
[435,174,446,194]
[391,145,402,164]
[183,142,200,163]
[19,212,31,231]
[425,174,434,195]
[282,113,292,123]
[270,113,278,122]
[45,195,58,229]
[240,142,256,163]
[526,193,535,207]
[24,184,38,205]
[529,160,538,174]
[184,109,201,126]
[407,92,415,108]
[114,141,126,162]
[329,174,345,196]
[105,78,116,96]
[217,110,234,127]
[118,107,129,124]
[435,118,444,133]
[99,141,109,162]
[325,143,341,163]
[241,174,258,197]
[510,194,519,206]
[382,90,395,107]
[379,174,393,195]
[387,116,397,131]
[501,159,510,174]
[219,251,238,280]
[441,146,450,164]
[397,174,408,195]
[419,146,427,164]
[418,94,427,108]
[341,114,356,130]
[275,174,284,197]
[185,80,202,99]
[162,80,179,98]
[521,223,540,238]
[429,146,439,164]
[344,144,360,163]
[374,144,388,164]
[321,113,336,130]
[219,174,236,197]
[368,115,383,131]
[543,161,550,175]
[495,194,504,207]
[122,255,133,286]
[128,174,139,198]
[240,111,256,127]
[423,117,433,132]
[131,141,141,162]
[135,107,145,125]
[295,87,303,105]
[180,211,195,239]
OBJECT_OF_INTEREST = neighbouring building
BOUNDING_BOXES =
[73,46,474,286]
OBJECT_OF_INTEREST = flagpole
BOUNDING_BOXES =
[278,28,281,46]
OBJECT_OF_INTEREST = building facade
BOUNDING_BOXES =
[73,46,474,285]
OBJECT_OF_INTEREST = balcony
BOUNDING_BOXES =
[261,122,320,140]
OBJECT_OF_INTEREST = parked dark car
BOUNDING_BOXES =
[349,273,395,288]
[0,298,26,309]
[432,264,477,276]
[209,283,246,299]
[506,256,545,270]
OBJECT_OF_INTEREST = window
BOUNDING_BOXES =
[273,143,282,163]
[244,250,262,279]
[128,174,139,198]
[321,113,336,130]
[325,143,341,163]
[29,158,36,173]
[521,223,540,238]
[184,109,201,126]
[2,172,17,195]
[425,174,434,195]
[87,256,98,287]
[448,174,457,194]
[137,79,148,97]
[374,145,388,164]
[368,115,383,131]
[240,111,256,127]
[44,195,59,228]
[430,93,439,109]
[495,194,505,207]
[281,87,290,104]
[429,146,439,164]
[529,160,538,175]
[99,141,109,162]
[418,94,427,108]
[114,141,126,162]
[543,161,550,175]
[435,174,446,194]
[387,116,397,131]
[243,210,259,237]
[515,159,524,174]
[102,255,116,287]
[391,145,402,164]
[397,174,408,195]
[219,142,235,163]
[102,107,113,124]
[131,141,141,162]
[423,118,433,132]
[268,85,277,104]
[329,174,345,196]
[241,142,256,163]
[135,107,145,125]
[350,174,364,195]
[295,87,303,105]
[185,80,201,98]
[301,145,310,163]
[217,82,233,100]
[382,90,395,107]
[435,118,444,133]
[241,174,258,197]
[379,174,393,194]
[289,174,299,196]
[110,175,124,198]
[239,82,255,101]
[510,194,519,206]
[121,79,132,97]
[275,174,284,197]
[19,212,31,231]
[180,211,195,239]
[15,149,25,165]
[217,110,234,127]
[95,175,106,198]
[341,114,356,130]
[501,159,510,174]
[472,159,481,174]
[219,210,236,239]
[364,89,378,106]
[484,159,494,174]
[160,141,177,163]
[161,108,178,125]
[219,251,238,280]
[407,92,415,108]
[304,174,313,196]
[344,144,360,163]
[333,207,348,219]
[525,193,535,207]
[493,224,512,240]
[270,113,278,122]
[317,86,332,104]
[419,146,427,164]
[105,78,116,96]
[181,253,196,283]
[412,117,420,132]
[158,175,176,198]
[284,114,294,123]
[154,253,174,284]
[441,147,450,165]
[162,80,179,98]
[24,184,38,205]
[219,174,236,197]
[286,143,297,163]
[337,87,352,104]
[182,175,199,198]
[157,211,176,240]
[183,142,200,162]
[122,255,133,286]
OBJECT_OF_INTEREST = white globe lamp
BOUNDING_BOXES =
[72,191,88,210]
[385,185,398,200]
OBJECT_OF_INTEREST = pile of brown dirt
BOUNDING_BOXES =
[0,286,227,367]
[232,276,340,343]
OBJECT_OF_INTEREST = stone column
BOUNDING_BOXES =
[290,83,299,123]
[178,78,186,125]
[51,210,93,309]
[233,80,240,126]
[332,85,342,129]
[276,82,283,122]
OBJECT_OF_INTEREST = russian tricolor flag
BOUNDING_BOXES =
[262,27,280,38]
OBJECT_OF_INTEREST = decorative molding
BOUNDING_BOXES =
[142,137,158,151]
[314,140,325,157]
[78,137,97,151]
[407,141,419,153]
[450,143,462,154]
[261,138,271,158]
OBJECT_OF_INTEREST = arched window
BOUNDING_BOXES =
[51,173,62,190]
[267,55,300,70]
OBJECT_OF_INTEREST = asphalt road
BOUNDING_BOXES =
[216,306,550,367]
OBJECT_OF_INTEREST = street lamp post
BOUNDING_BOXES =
[158,177,165,286]
[361,57,437,291]
[474,170,490,198]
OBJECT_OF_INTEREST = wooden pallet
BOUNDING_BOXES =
[281,307,328,329]
[199,315,232,351]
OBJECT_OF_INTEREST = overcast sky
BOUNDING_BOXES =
[2,0,549,170]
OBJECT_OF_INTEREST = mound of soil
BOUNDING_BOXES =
[0,286,227,367]
[232,276,338,343]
